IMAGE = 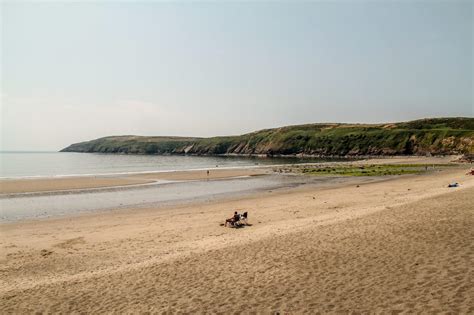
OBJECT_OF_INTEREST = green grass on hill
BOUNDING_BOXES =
[61,117,474,156]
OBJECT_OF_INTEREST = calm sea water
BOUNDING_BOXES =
[0,151,334,178]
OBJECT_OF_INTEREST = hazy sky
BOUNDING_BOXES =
[1,1,472,151]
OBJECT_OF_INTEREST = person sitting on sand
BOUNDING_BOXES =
[225,211,240,227]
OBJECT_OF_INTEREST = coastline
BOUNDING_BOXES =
[1,156,466,222]
[0,172,386,223]
[0,155,460,193]
[0,168,269,194]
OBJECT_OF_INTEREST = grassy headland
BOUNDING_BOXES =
[61,117,474,157]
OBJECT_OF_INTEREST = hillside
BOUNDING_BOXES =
[61,118,474,156]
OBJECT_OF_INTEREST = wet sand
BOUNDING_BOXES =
[1,161,473,312]
[0,168,268,194]
[3,173,363,222]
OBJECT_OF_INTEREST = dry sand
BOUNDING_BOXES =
[1,162,473,313]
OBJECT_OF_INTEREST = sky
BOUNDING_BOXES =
[1,1,472,151]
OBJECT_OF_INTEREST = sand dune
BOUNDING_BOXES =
[1,165,473,312]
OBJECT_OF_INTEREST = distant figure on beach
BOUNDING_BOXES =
[207,170,210,177]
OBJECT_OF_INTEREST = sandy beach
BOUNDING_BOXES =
[3,1,472,312]
[1,158,473,312]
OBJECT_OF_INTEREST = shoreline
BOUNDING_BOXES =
[1,156,467,223]
[0,168,270,195]
[0,154,461,180]
[1,173,391,223]
[0,175,392,225]
[0,164,267,180]
[0,155,461,193]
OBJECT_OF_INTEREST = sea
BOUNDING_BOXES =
[0,151,335,179]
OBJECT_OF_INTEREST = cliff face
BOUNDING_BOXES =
[61,118,474,156]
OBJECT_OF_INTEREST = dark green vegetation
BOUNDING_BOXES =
[61,136,201,155]
[61,118,474,156]
[297,164,457,176]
